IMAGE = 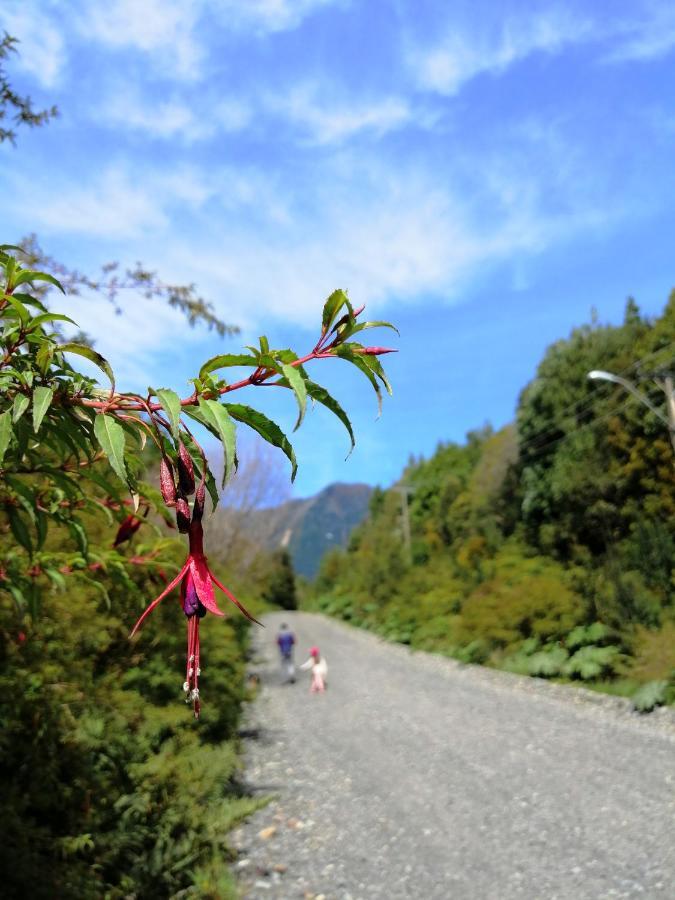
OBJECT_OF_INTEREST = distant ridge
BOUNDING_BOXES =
[250,483,372,578]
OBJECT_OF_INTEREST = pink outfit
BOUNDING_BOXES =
[300,652,328,693]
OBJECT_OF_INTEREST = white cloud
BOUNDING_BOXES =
[162,139,624,334]
[212,0,342,35]
[80,0,203,80]
[605,4,675,62]
[268,83,416,144]
[6,163,223,239]
[98,86,253,140]
[411,9,592,95]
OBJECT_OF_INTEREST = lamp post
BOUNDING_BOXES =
[588,369,675,455]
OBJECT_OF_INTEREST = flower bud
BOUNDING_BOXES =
[176,497,191,533]
[177,442,196,495]
[192,481,206,523]
[159,457,177,506]
[113,514,141,547]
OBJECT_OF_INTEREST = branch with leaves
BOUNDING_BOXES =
[0,33,58,145]
[0,245,397,715]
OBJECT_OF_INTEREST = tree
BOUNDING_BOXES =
[1,32,58,144]
[263,549,297,610]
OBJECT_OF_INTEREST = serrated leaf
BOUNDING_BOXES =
[94,413,128,487]
[348,319,400,338]
[59,343,115,388]
[225,403,297,481]
[336,345,383,416]
[155,388,182,438]
[322,289,351,331]
[305,380,355,454]
[32,386,54,433]
[183,405,221,440]
[281,363,307,431]
[12,393,30,423]
[199,399,237,485]
[0,410,12,465]
[198,353,258,381]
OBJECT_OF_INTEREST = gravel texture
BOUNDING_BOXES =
[231,612,675,900]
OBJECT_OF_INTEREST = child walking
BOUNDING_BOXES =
[300,646,328,693]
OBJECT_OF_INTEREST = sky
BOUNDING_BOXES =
[2,0,675,498]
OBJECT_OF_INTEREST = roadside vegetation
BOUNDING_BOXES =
[309,296,675,711]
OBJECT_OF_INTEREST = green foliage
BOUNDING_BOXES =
[0,541,262,898]
[631,679,669,713]
[1,33,58,144]
[309,293,675,705]
[262,549,298,610]
[0,235,395,893]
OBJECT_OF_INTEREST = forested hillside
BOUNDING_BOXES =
[311,295,675,707]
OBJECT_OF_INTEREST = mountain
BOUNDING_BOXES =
[251,483,372,578]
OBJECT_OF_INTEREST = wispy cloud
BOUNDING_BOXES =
[6,163,222,239]
[212,0,343,35]
[79,0,203,80]
[267,83,417,144]
[410,9,592,95]
[98,87,252,140]
[604,3,675,63]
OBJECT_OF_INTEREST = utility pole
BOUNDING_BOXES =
[392,485,413,563]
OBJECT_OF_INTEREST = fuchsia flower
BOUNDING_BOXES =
[130,502,260,718]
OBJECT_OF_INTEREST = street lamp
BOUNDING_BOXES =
[588,369,675,454]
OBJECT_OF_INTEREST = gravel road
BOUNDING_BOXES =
[230,612,675,900]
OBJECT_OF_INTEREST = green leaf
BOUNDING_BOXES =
[59,343,115,388]
[348,320,400,338]
[305,379,355,454]
[198,353,258,381]
[322,289,351,331]
[281,363,307,431]
[336,345,383,416]
[3,294,31,325]
[0,410,12,465]
[199,399,237,485]
[225,403,297,481]
[12,393,30,423]
[35,510,48,550]
[155,388,182,439]
[13,269,65,293]
[93,414,128,487]
[9,508,33,554]
[32,386,54,433]
[68,519,89,557]
[183,404,220,440]
[36,343,55,374]
[44,567,66,591]
[28,312,78,331]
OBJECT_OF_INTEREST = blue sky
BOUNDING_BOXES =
[2,0,675,498]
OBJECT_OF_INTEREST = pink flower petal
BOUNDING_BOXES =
[210,571,263,625]
[129,559,190,637]
[189,555,224,616]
